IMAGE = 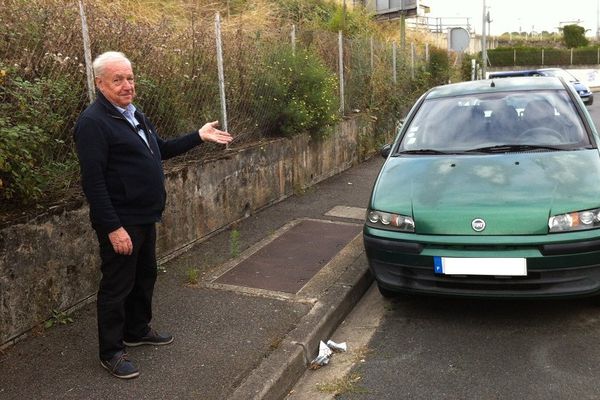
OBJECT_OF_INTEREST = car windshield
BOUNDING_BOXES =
[397,90,590,153]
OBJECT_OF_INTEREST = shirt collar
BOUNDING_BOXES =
[113,103,137,116]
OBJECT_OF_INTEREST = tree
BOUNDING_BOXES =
[562,24,589,48]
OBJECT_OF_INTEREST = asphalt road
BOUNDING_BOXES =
[290,100,600,400]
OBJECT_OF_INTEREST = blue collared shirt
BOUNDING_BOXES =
[114,103,149,147]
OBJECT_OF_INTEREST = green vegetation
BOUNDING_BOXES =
[562,24,589,48]
[230,228,241,258]
[44,309,74,329]
[487,46,600,67]
[186,267,200,285]
[0,71,83,204]
[250,45,339,139]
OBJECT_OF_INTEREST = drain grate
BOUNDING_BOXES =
[215,219,361,293]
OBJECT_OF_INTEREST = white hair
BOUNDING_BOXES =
[92,51,132,78]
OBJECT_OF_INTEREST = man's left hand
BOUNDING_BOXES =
[199,121,233,145]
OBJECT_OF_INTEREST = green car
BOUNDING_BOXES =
[364,76,600,298]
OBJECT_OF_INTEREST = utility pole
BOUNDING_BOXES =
[597,0,599,41]
[481,0,487,78]
[400,12,406,52]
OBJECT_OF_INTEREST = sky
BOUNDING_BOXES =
[424,0,600,36]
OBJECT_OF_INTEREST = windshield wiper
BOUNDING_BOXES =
[464,144,564,153]
[396,149,450,155]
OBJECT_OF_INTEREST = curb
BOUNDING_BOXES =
[228,238,373,400]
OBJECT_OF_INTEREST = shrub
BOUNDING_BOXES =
[0,117,46,201]
[426,47,450,86]
[367,62,413,140]
[0,68,84,204]
[276,0,336,26]
[562,24,589,48]
[250,45,339,139]
[324,5,375,37]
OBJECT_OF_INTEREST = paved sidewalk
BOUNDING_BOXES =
[0,156,384,400]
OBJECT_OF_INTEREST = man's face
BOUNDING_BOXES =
[95,60,135,108]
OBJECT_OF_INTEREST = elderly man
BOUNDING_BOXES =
[74,51,232,379]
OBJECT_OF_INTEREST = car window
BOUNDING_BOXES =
[397,90,590,153]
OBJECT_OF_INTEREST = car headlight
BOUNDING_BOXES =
[366,209,415,232]
[548,208,600,232]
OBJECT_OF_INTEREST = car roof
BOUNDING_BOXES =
[488,69,541,77]
[426,76,565,99]
[488,68,573,78]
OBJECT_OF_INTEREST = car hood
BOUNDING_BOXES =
[573,81,591,93]
[372,150,600,235]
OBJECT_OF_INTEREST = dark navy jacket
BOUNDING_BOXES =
[74,91,202,233]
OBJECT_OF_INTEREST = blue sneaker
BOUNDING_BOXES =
[100,351,139,379]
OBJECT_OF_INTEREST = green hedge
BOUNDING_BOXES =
[248,45,339,139]
[488,46,600,67]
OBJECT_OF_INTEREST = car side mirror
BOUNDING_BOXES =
[380,143,392,158]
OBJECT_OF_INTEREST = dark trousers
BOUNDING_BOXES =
[95,224,157,360]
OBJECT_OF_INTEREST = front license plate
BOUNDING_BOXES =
[433,257,527,276]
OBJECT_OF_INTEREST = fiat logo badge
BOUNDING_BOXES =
[471,218,486,232]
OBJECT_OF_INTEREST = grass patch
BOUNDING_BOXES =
[186,267,200,285]
[230,228,241,257]
[44,310,74,329]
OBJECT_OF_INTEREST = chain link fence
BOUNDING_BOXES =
[0,0,438,212]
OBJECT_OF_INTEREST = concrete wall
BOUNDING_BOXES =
[0,116,372,347]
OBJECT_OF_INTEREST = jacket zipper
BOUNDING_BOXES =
[110,114,154,155]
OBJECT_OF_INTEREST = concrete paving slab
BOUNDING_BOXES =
[324,206,367,221]
[215,219,361,293]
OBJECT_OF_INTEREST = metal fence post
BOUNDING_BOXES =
[571,48,573,65]
[370,35,374,75]
[370,35,374,106]
[338,31,345,115]
[411,42,415,79]
[392,41,397,84]
[78,0,95,104]
[425,43,429,63]
[541,48,544,66]
[214,12,228,134]
[291,24,296,56]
